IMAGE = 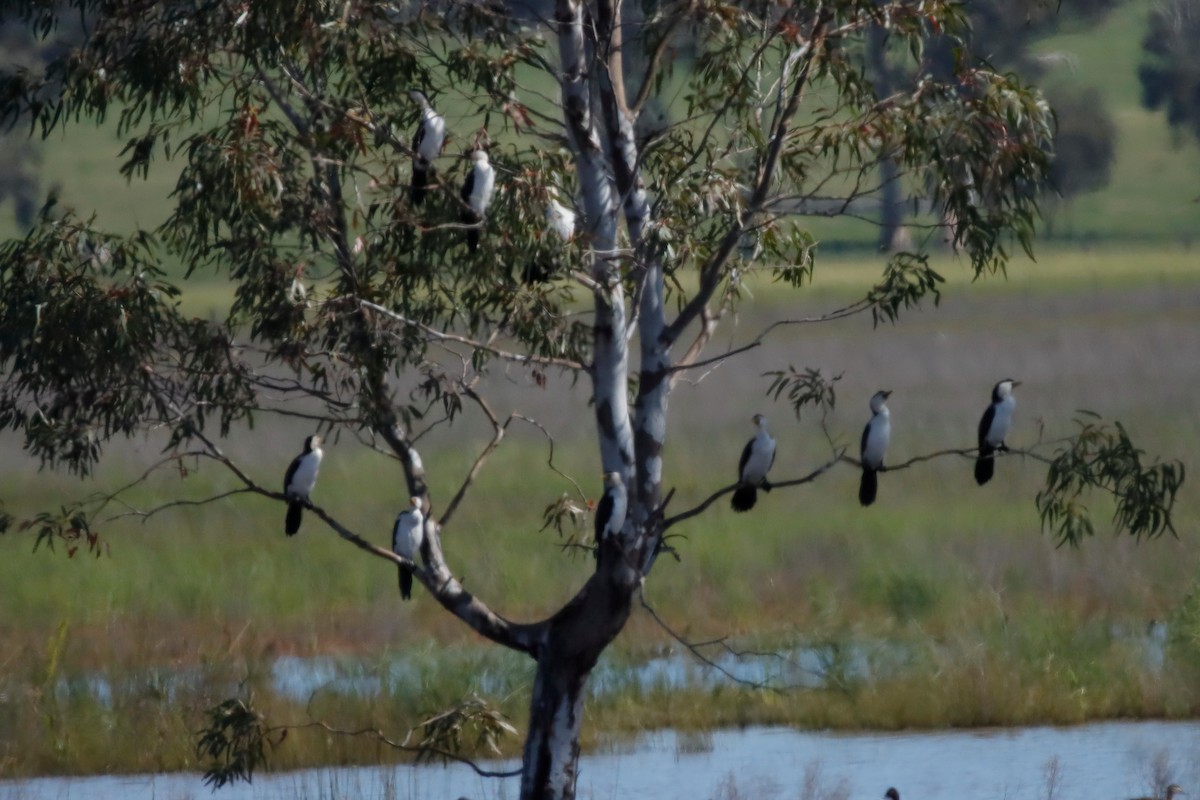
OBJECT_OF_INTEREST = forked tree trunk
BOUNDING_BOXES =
[518,565,636,799]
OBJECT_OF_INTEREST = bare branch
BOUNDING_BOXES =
[361,299,586,373]
[439,388,510,528]
[665,7,832,347]
[661,450,844,531]
[638,590,778,691]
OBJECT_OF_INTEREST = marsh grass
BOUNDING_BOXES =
[2,255,1200,777]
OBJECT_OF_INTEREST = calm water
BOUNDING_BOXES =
[3,721,1199,800]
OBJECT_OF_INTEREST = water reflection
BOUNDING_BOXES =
[5,721,1199,800]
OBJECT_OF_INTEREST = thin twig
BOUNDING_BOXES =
[439,388,509,528]
[638,590,779,691]
[361,299,586,372]
[271,720,521,779]
[661,450,844,531]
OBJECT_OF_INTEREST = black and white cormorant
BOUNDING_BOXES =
[460,149,496,253]
[975,378,1019,485]
[859,389,892,507]
[283,434,323,536]
[408,90,446,206]
[594,471,627,551]
[545,187,576,243]
[392,496,425,601]
[523,186,578,284]
[731,413,776,512]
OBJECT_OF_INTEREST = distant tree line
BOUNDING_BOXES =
[1139,0,1200,145]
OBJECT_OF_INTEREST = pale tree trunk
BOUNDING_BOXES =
[511,3,831,796]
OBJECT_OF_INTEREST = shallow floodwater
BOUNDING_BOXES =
[4,721,1199,800]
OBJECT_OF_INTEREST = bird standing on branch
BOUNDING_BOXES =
[859,389,892,506]
[732,413,776,512]
[523,186,577,284]
[460,149,495,253]
[975,378,1019,485]
[408,89,445,206]
[392,497,425,601]
[594,471,627,553]
[283,434,323,536]
[545,187,576,243]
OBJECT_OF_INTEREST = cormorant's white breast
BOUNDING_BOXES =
[283,434,323,536]
[545,187,576,242]
[408,90,446,207]
[975,378,1019,486]
[594,471,627,554]
[859,390,892,507]
[392,496,425,601]
[460,149,496,253]
[731,413,775,512]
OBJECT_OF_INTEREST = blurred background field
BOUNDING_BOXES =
[2,251,1199,776]
[2,0,1200,781]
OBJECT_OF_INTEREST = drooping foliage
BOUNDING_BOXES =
[0,1,1183,795]
[0,0,1057,483]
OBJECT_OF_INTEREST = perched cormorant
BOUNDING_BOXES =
[460,149,496,253]
[732,413,776,512]
[975,378,1019,485]
[408,90,446,206]
[522,186,577,284]
[884,789,901,800]
[283,434,323,536]
[545,187,576,243]
[392,496,425,601]
[859,389,892,507]
[594,471,627,550]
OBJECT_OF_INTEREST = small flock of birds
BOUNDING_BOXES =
[408,89,496,253]
[730,378,1021,512]
[278,379,1021,601]
[406,89,576,254]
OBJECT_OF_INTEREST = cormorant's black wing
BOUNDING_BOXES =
[737,438,753,480]
[283,454,302,494]
[977,404,996,449]
[460,168,476,206]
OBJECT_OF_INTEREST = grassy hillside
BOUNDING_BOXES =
[1,0,1197,249]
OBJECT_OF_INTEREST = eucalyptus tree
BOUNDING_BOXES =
[0,1,1183,798]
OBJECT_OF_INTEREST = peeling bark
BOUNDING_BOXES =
[519,571,635,800]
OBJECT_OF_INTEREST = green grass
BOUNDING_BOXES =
[2,250,1199,776]
[2,2,1200,776]
[3,0,1199,251]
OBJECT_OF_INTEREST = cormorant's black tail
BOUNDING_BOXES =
[461,210,481,252]
[731,484,757,512]
[975,446,995,485]
[522,259,555,284]
[410,172,429,206]
[859,469,878,506]
[399,566,413,601]
[285,502,303,536]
